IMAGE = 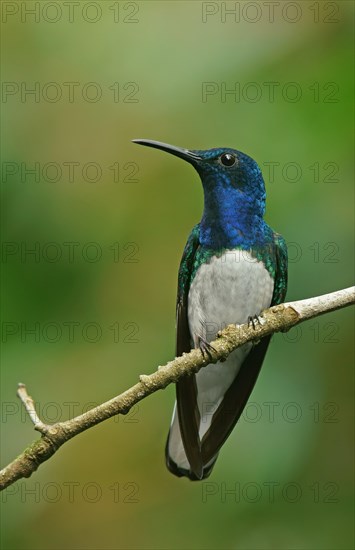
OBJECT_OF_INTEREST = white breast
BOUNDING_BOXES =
[187,249,274,438]
[188,249,274,341]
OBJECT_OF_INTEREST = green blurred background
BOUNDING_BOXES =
[1,1,354,549]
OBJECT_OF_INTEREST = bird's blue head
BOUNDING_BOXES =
[133,139,267,248]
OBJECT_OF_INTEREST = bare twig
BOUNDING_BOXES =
[17,384,48,434]
[0,286,354,491]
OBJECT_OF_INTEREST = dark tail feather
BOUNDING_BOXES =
[165,435,218,480]
[165,337,272,480]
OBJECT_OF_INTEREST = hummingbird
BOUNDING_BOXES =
[133,139,288,480]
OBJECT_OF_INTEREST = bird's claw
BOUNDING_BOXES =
[197,335,217,361]
[248,314,263,330]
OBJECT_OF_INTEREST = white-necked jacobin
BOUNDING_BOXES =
[133,139,288,480]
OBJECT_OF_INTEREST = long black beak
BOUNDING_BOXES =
[132,139,202,164]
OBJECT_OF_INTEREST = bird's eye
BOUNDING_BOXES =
[220,153,236,167]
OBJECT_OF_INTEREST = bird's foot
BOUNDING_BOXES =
[248,314,264,330]
[197,335,217,362]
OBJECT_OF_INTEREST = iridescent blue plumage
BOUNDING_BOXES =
[191,147,267,249]
[133,139,288,480]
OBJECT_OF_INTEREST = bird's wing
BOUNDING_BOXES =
[165,224,206,478]
[270,232,288,306]
[200,232,288,467]
[176,224,201,356]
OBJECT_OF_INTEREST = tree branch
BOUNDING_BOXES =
[1,286,354,491]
